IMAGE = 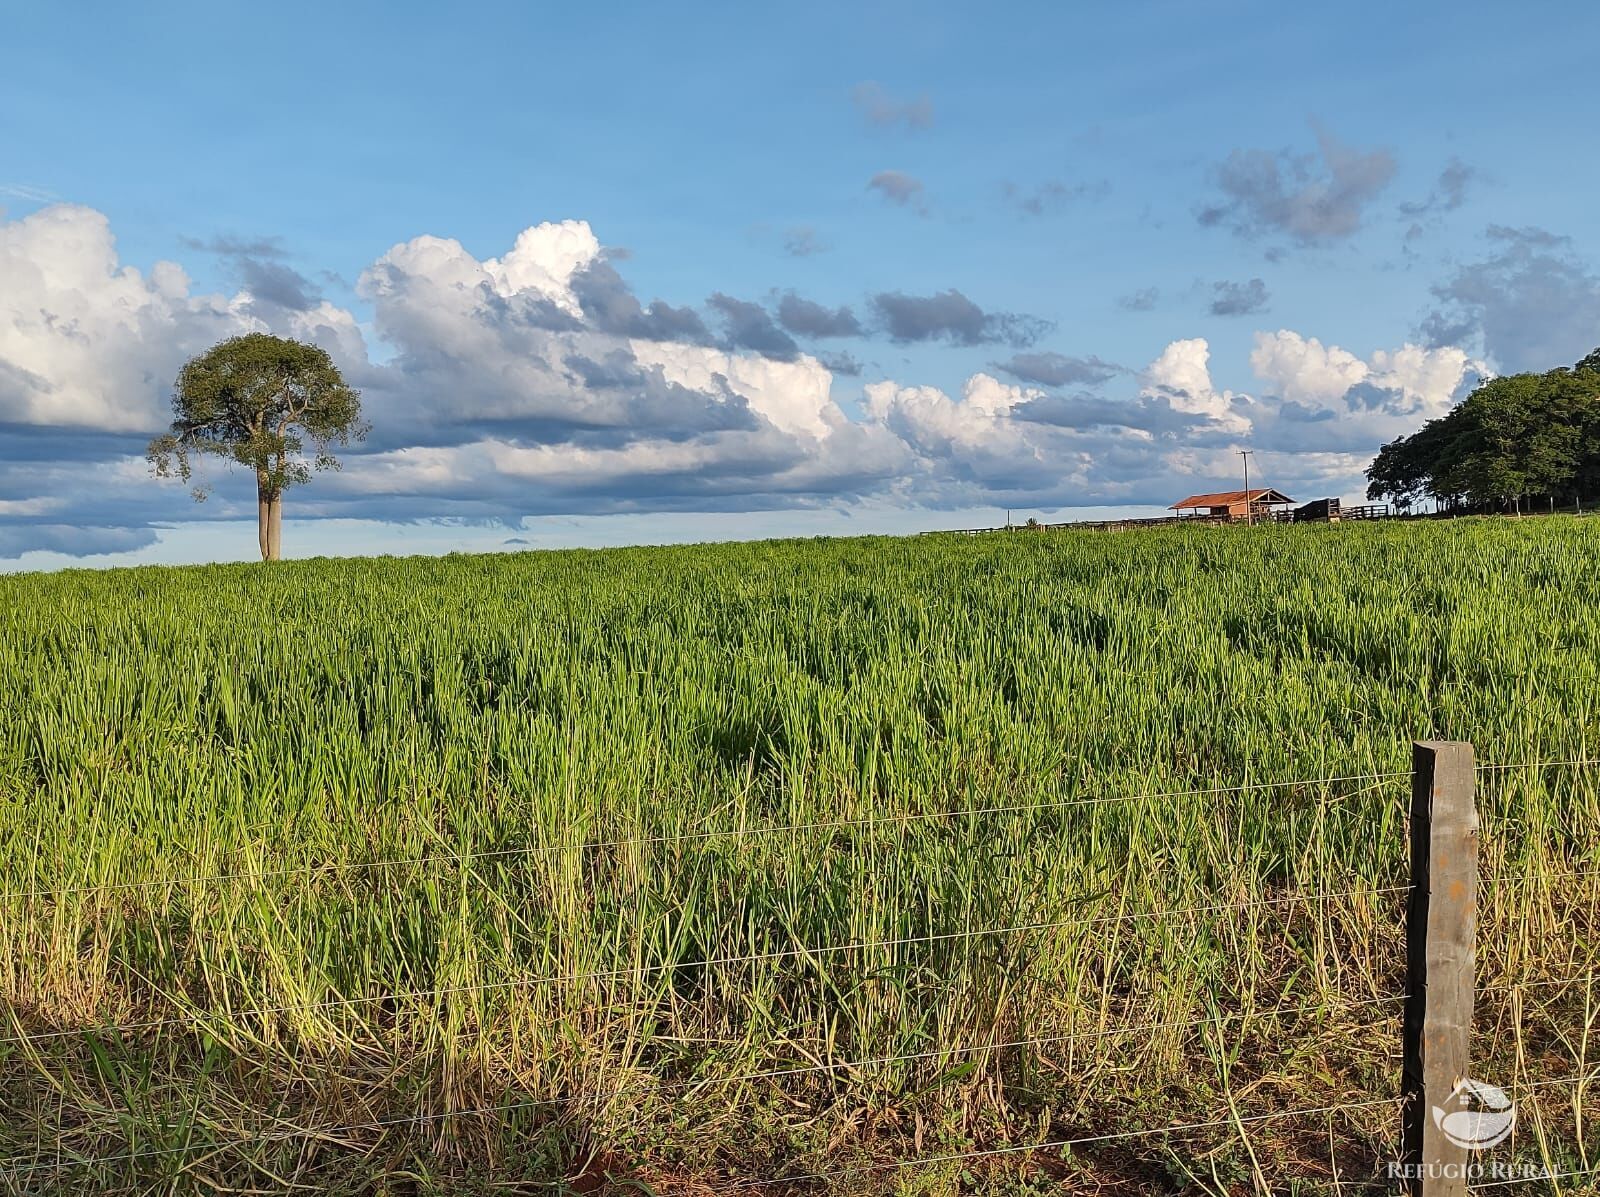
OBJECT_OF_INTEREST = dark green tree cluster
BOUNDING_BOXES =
[1366,349,1600,512]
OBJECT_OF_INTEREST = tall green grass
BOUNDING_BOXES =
[0,518,1595,1194]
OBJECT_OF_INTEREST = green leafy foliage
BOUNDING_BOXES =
[1367,348,1600,509]
[147,332,364,497]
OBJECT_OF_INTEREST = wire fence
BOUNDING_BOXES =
[1470,1167,1600,1192]
[6,757,1592,910]
[0,881,1416,1048]
[6,1076,1593,1190]
[0,995,1413,1183]
[0,755,1596,1190]
[0,768,1417,905]
[37,1068,1586,1193]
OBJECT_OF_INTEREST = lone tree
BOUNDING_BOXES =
[148,334,365,561]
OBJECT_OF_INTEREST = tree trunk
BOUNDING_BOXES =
[256,479,271,561]
[267,493,283,561]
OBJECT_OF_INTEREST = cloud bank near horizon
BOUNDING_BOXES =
[0,202,1517,561]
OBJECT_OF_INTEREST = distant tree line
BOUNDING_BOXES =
[1367,349,1600,513]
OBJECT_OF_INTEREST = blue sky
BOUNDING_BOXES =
[3,0,1599,568]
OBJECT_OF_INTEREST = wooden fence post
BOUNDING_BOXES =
[1400,740,1478,1195]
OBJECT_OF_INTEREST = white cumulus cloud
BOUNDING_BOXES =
[0,202,1488,562]
[482,220,601,313]
[1250,329,1478,419]
[1244,329,1481,454]
[1141,338,1250,432]
[0,205,256,430]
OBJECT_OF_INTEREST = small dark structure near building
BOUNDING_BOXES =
[1287,498,1389,522]
[1170,488,1296,522]
[1295,497,1341,522]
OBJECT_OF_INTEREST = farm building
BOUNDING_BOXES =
[1169,488,1296,521]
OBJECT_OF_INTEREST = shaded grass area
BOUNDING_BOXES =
[0,517,1596,1193]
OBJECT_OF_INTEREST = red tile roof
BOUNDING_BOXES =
[1169,488,1296,510]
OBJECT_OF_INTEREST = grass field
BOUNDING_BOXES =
[0,518,1597,1194]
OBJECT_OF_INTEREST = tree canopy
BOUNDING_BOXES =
[1366,350,1600,511]
[148,334,365,560]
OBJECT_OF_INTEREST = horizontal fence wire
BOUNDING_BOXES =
[3,758,1590,907]
[1480,970,1600,996]
[1482,865,1600,888]
[1469,1168,1600,1192]
[1477,759,1600,773]
[719,1070,1597,1193]
[20,1073,1593,1188]
[723,1070,1593,1193]
[0,994,1408,1181]
[718,1095,1401,1191]
[0,883,1408,1048]
[1464,1072,1600,1192]
[0,769,1413,905]
[1508,1073,1600,1097]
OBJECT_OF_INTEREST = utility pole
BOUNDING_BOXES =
[1239,449,1256,526]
